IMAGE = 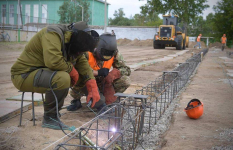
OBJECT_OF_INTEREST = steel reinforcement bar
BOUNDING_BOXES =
[46,48,208,150]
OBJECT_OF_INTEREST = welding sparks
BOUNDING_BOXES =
[111,127,116,133]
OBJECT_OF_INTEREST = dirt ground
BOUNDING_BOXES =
[161,48,233,150]
[0,40,232,150]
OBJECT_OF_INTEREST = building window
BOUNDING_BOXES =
[10,4,14,17]
[41,4,47,23]
[2,4,6,17]
[9,4,14,25]
[33,4,39,23]
[1,4,6,24]
[25,4,30,24]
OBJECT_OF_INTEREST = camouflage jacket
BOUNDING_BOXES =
[83,51,131,86]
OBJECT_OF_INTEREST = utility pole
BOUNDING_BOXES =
[104,0,107,32]
[92,0,94,25]
[18,0,23,26]
[77,5,83,21]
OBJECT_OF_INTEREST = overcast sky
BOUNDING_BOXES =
[107,0,220,19]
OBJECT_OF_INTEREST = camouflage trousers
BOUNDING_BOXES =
[70,75,131,100]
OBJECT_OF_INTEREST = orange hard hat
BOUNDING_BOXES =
[184,99,203,119]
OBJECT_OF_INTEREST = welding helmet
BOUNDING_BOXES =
[67,21,99,59]
[71,21,99,47]
[184,99,203,119]
[95,32,117,61]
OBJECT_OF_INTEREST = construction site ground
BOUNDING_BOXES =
[0,41,232,150]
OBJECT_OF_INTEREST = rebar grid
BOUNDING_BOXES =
[51,48,208,150]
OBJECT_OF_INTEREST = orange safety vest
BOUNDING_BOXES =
[221,37,227,44]
[197,36,201,42]
[88,52,114,70]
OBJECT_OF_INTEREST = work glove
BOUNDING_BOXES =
[69,66,79,86]
[85,79,100,108]
[98,68,109,77]
[103,81,117,105]
[105,68,121,84]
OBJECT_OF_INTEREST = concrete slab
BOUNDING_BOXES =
[167,54,177,57]
[130,50,189,71]
[226,69,233,73]
[6,92,44,106]
[227,73,233,78]
[0,100,32,123]
[219,57,233,62]
[224,62,233,67]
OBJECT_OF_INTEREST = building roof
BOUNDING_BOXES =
[95,0,110,5]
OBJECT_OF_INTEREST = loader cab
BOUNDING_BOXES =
[163,15,179,26]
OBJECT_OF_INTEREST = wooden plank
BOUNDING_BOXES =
[0,100,32,123]
[6,92,44,106]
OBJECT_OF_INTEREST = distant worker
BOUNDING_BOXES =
[111,30,115,35]
[194,34,202,49]
[221,34,227,51]
[11,21,101,130]
[67,32,131,112]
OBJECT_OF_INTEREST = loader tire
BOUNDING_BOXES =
[160,45,165,49]
[176,35,183,50]
[153,43,160,49]
[183,37,186,50]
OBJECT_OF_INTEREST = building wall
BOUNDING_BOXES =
[88,0,109,26]
[96,27,159,40]
[0,27,159,42]
[0,0,108,26]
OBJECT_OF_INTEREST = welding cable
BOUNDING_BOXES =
[48,71,72,136]
[51,102,146,149]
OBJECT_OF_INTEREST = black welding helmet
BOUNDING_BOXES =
[95,32,117,61]
[67,22,99,56]
[71,21,99,46]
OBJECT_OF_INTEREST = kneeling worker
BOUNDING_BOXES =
[67,32,131,112]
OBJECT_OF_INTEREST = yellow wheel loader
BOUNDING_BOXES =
[153,15,189,50]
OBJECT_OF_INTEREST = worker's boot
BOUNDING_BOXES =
[42,88,72,130]
[42,114,71,130]
[67,99,82,111]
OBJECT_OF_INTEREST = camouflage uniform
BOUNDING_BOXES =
[70,51,131,99]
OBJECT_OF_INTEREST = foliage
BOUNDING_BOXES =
[57,0,90,24]
[109,8,162,26]
[135,8,162,26]
[140,0,209,33]
[109,8,134,26]
[213,0,233,46]
[188,13,215,37]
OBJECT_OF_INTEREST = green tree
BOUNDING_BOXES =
[133,14,146,26]
[109,8,133,26]
[57,0,90,24]
[187,14,215,45]
[139,7,163,26]
[213,0,233,47]
[141,0,209,33]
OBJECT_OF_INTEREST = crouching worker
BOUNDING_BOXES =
[67,32,131,112]
[10,21,100,130]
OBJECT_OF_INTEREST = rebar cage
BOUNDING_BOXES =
[46,48,208,150]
